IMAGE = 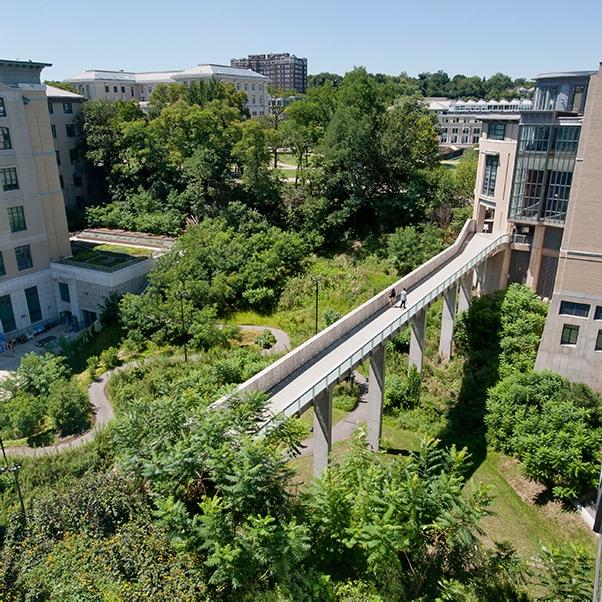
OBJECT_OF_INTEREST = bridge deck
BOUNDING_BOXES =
[266,233,500,418]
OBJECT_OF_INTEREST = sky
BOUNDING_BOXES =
[4,0,602,82]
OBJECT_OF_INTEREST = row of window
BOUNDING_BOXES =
[559,300,602,320]
[0,244,33,275]
[0,286,43,333]
[48,101,74,114]
[104,84,135,97]
[560,324,602,351]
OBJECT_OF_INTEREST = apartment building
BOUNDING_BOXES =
[429,97,532,148]
[472,66,602,389]
[66,64,269,115]
[0,59,153,335]
[231,53,308,94]
[46,85,87,208]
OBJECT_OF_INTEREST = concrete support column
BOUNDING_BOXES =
[458,271,472,314]
[439,284,457,361]
[475,259,487,296]
[526,225,545,290]
[409,309,427,373]
[67,279,81,327]
[367,344,386,451]
[312,386,333,478]
[499,246,511,290]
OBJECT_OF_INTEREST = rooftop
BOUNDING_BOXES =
[0,59,52,69]
[173,64,268,80]
[534,70,596,80]
[45,84,83,99]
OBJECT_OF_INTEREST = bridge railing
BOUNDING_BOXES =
[263,231,510,424]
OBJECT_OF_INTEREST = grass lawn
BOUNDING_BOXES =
[278,153,299,166]
[276,168,298,179]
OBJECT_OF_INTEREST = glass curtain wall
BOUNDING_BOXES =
[509,124,580,224]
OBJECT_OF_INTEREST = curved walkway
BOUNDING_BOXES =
[4,325,290,458]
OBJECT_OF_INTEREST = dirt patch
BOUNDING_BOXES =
[498,456,546,504]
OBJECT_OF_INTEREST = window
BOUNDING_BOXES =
[25,286,42,323]
[596,330,602,351]
[560,324,579,345]
[8,206,27,232]
[0,127,12,149]
[0,97,5,117]
[51,124,56,138]
[482,155,499,197]
[121,86,125,94]
[1,167,18,191]
[15,245,32,271]
[0,252,5,276]
[113,86,118,93]
[48,100,54,114]
[59,174,64,189]
[63,102,73,114]
[131,87,134,97]
[105,85,110,93]
[554,127,580,153]
[595,306,602,321]
[59,282,70,303]
[0,295,16,332]
[488,123,506,140]
[451,127,458,134]
[65,124,76,137]
[569,85,586,113]
[73,174,83,187]
[55,150,61,166]
[69,148,78,163]
[559,300,590,317]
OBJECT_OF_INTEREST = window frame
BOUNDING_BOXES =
[14,244,33,271]
[482,154,499,197]
[7,206,27,233]
[62,102,73,114]
[0,97,5,117]
[559,300,590,318]
[65,124,76,138]
[488,123,506,140]
[560,324,579,346]
[0,167,19,191]
[59,282,71,303]
[0,126,12,150]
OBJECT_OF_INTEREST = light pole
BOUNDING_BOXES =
[314,277,320,336]
[0,435,26,522]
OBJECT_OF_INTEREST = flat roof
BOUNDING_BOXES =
[534,70,596,80]
[0,58,52,68]
[45,84,83,99]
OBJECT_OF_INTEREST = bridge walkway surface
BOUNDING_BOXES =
[263,231,506,422]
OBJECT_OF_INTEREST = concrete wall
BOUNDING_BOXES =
[225,219,477,399]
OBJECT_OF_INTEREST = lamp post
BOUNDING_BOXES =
[0,436,26,522]
[314,277,320,336]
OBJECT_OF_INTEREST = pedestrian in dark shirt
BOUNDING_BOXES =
[388,288,396,307]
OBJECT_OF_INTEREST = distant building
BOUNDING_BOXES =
[66,64,269,116]
[428,97,533,149]
[46,85,87,209]
[231,53,308,94]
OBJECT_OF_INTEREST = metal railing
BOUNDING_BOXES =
[263,233,510,427]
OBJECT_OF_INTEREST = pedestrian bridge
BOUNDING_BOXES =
[214,220,509,475]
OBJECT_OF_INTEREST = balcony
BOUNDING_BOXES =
[512,232,533,246]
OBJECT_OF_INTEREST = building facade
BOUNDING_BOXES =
[471,66,602,389]
[231,53,307,94]
[429,97,532,148]
[0,59,152,336]
[46,85,87,209]
[66,64,269,116]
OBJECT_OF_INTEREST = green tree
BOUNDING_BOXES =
[47,380,91,437]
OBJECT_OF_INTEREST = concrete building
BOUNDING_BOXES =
[471,65,602,389]
[429,97,532,149]
[535,64,602,389]
[231,53,308,94]
[46,85,87,209]
[0,59,153,336]
[66,64,269,116]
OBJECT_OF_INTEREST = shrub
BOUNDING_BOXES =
[323,308,342,327]
[333,378,360,412]
[255,330,277,350]
[99,346,120,370]
[3,392,47,439]
[47,380,91,437]
[6,353,71,397]
[87,355,99,379]
[384,365,421,412]
[486,370,602,500]
[388,327,410,353]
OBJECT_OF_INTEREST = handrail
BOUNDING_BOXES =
[262,232,510,426]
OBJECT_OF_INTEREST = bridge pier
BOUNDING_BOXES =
[367,344,386,451]
[313,386,333,477]
[458,271,472,314]
[439,284,457,360]
[409,309,427,373]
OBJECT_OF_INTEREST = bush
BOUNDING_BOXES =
[99,346,120,370]
[323,308,342,327]
[388,327,410,353]
[47,380,91,437]
[384,365,421,412]
[4,353,71,397]
[2,392,47,439]
[255,330,277,350]
[87,355,100,379]
[333,378,360,412]
[486,370,602,500]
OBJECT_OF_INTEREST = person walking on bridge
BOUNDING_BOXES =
[399,288,407,309]
[388,287,396,307]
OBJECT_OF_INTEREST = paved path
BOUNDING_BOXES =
[299,372,368,456]
[3,325,288,458]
